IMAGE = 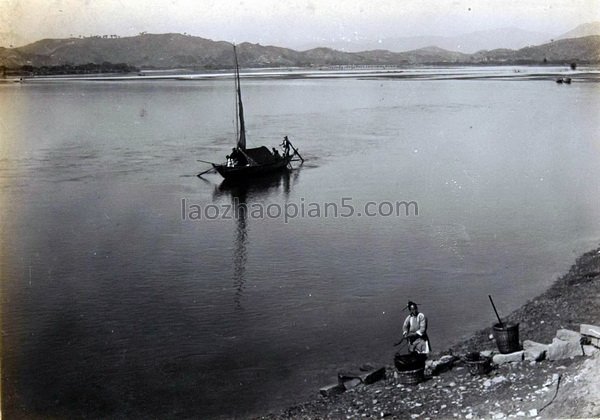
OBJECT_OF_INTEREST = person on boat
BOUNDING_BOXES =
[402,301,431,354]
[282,136,291,157]
[229,148,239,165]
[272,148,281,158]
[229,147,247,166]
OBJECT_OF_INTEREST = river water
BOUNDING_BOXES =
[1,67,599,418]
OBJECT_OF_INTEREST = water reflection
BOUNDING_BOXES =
[213,171,300,308]
[213,169,298,199]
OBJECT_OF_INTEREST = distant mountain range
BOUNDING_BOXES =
[1,22,600,70]
[557,22,600,40]
[297,22,600,53]
[298,28,553,53]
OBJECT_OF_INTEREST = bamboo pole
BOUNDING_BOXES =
[488,295,504,328]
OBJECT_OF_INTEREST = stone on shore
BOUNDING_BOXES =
[524,347,546,362]
[319,383,345,397]
[547,337,584,360]
[556,329,582,343]
[338,366,386,386]
[492,351,524,365]
[522,340,548,362]
[580,323,600,347]
[583,345,599,356]
[522,340,549,351]
[426,355,456,375]
[322,366,386,398]
[360,367,386,384]
[342,378,362,390]
[579,323,600,338]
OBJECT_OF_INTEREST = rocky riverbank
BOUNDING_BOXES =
[260,246,600,419]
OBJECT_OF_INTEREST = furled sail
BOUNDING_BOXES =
[233,45,246,151]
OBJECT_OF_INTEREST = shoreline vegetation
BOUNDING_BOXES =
[261,246,600,419]
[11,63,139,76]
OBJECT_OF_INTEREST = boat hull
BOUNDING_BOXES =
[213,158,290,181]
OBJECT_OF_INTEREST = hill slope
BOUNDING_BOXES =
[558,22,600,39]
[473,36,600,64]
[3,33,600,69]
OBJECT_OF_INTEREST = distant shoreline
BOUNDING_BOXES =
[7,65,600,83]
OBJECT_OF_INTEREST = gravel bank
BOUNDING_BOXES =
[260,246,600,419]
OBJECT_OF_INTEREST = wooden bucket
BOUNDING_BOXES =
[396,367,425,385]
[493,323,520,354]
[463,352,492,375]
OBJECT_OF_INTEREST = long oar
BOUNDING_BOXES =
[197,167,216,178]
[488,295,504,328]
[282,137,304,163]
[288,141,304,162]
[197,159,218,165]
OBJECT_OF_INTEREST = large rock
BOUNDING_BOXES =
[556,329,582,343]
[580,324,600,347]
[338,366,386,386]
[492,351,524,365]
[580,323,600,338]
[524,347,546,362]
[583,345,599,356]
[342,378,361,390]
[360,367,386,384]
[426,355,456,375]
[547,337,584,360]
[319,383,344,397]
[338,371,360,384]
[523,340,549,351]
[522,340,548,362]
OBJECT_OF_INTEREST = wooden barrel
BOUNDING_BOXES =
[396,367,425,385]
[463,352,492,375]
[492,323,520,354]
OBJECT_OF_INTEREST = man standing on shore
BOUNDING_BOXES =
[402,301,431,354]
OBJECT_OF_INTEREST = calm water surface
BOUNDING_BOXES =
[1,68,600,418]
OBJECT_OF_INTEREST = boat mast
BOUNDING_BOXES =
[233,44,246,151]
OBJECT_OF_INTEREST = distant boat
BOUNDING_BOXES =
[199,44,303,181]
[556,77,572,84]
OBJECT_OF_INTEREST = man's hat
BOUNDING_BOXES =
[403,301,420,311]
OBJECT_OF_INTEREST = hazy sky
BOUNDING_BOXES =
[1,0,599,47]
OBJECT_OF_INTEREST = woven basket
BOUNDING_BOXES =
[396,367,424,385]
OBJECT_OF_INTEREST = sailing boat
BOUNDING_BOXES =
[207,44,303,181]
